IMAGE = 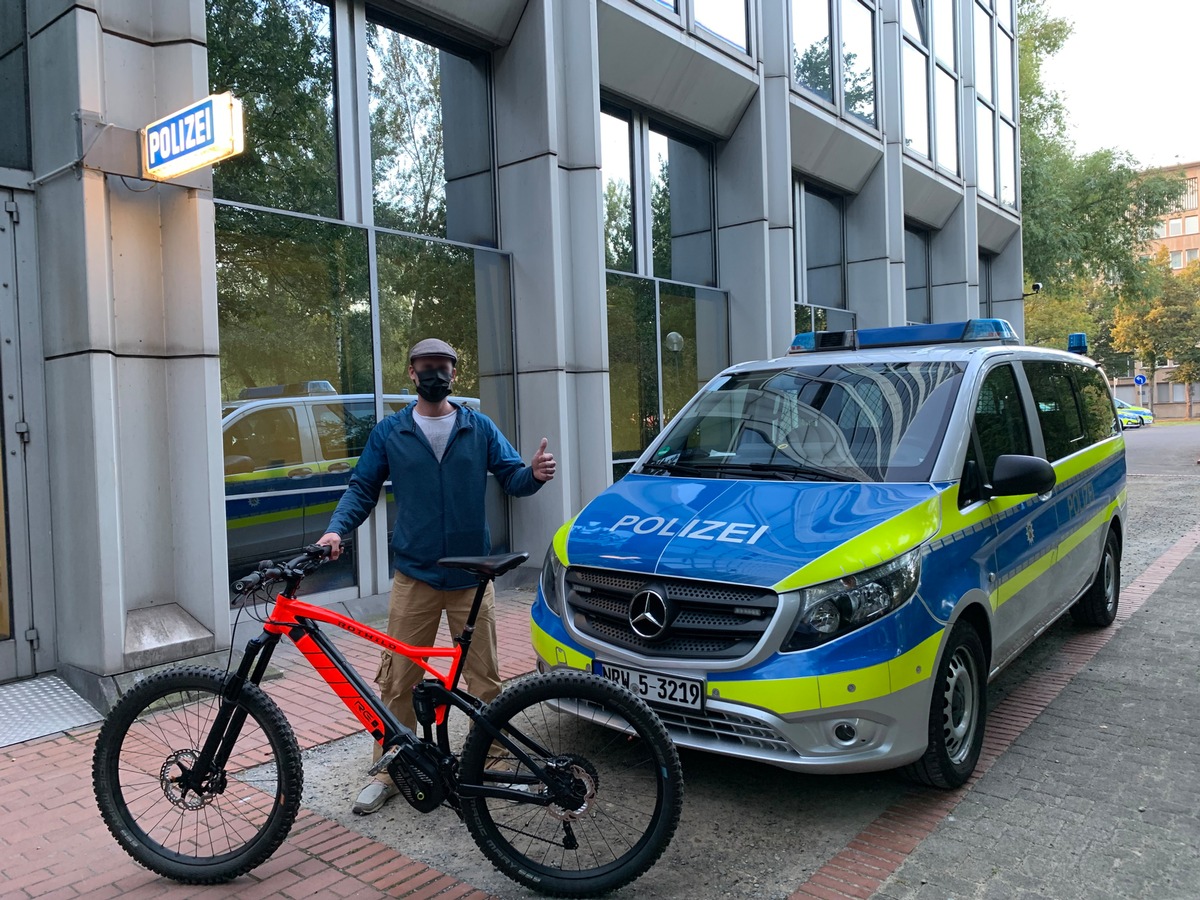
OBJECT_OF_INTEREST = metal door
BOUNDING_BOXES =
[0,189,49,682]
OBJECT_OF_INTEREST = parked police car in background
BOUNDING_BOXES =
[1114,397,1153,428]
[222,387,479,573]
[533,320,1126,788]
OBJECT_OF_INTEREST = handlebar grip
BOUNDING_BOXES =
[232,572,263,593]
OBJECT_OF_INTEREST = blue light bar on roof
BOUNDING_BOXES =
[787,318,1019,354]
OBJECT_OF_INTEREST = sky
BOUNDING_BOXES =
[1038,0,1200,168]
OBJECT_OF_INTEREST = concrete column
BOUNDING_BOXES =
[28,0,226,699]
[494,0,607,567]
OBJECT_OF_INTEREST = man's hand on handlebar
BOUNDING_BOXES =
[317,531,343,561]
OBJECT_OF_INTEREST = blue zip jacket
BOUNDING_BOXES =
[326,402,544,589]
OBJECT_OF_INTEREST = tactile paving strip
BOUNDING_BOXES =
[0,675,102,748]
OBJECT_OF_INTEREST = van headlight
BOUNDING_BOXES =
[782,549,921,651]
[540,546,565,616]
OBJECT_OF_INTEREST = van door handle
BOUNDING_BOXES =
[287,467,314,479]
[327,463,351,474]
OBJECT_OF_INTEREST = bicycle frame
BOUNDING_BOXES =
[187,573,553,806]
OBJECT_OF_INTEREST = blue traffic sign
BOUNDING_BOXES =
[1134,374,1147,385]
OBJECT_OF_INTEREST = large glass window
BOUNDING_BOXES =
[369,16,495,244]
[796,181,847,312]
[901,0,959,173]
[975,0,1017,207]
[905,226,931,324]
[0,0,30,170]
[209,0,513,595]
[792,0,877,127]
[208,0,338,217]
[601,110,636,273]
[694,0,748,52]
[649,127,715,284]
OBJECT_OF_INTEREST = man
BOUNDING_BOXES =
[317,337,556,815]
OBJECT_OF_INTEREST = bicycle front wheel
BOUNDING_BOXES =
[92,665,303,883]
[459,671,683,897]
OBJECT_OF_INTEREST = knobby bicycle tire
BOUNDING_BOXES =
[92,665,303,883]
[459,670,684,897]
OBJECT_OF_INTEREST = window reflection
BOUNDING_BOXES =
[376,231,515,555]
[977,102,995,197]
[607,274,660,469]
[841,0,876,124]
[207,0,338,217]
[793,0,834,102]
[607,274,729,479]
[368,19,495,244]
[903,42,929,157]
[999,120,1016,206]
[935,66,958,173]
[996,33,1013,120]
[601,111,635,272]
[694,0,747,51]
[904,227,931,324]
[933,0,955,66]
[649,128,715,284]
[216,205,372,590]
[974,2,992,104]
[0,0,30,170]
[802,185,847,309]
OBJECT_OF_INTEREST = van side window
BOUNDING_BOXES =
[1024,361,1088,461]
[314,402,377,461]
[224,407,302,470]
[1071,365,1118,443]
[973,363,1032,471]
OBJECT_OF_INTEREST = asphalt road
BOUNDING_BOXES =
[293,424,1200,899]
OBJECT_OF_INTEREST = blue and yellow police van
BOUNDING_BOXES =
[532,320,1126,788]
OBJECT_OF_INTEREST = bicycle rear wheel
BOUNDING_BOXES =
[92,665,303,883]
[459,671,683,897]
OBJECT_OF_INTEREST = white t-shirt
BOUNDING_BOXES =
[413,409,457,462]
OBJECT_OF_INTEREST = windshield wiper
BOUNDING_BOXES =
[689,461,862,482]
[638,460,709,477]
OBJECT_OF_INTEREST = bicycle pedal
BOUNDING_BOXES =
[368,745,401,777]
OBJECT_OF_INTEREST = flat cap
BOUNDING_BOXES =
[408,338,458,364]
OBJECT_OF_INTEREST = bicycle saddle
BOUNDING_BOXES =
[437,551,529,578]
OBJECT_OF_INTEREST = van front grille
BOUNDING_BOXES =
[565,567,778,660]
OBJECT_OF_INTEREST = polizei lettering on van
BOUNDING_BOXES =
[609,515,769,544]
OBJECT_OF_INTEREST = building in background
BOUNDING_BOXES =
[1,0,1023,698]
[1112,160,1200,416]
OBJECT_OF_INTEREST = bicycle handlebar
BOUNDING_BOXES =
[232,544,332,595]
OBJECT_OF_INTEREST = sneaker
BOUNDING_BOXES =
[352,780,399,815]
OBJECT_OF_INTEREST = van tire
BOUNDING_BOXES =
[1069,528,1120,627]
[904,619,986,790]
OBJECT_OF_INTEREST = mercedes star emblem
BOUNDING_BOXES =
[629,588,669,640]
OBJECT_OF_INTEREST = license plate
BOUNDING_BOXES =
[595,661,705,711]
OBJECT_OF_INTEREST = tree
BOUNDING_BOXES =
[1017,0,1183,353]
[1111,249,1200,415]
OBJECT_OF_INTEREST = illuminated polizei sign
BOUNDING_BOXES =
[140,92,244,180]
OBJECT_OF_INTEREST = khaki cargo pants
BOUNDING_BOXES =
[372,571,501,783]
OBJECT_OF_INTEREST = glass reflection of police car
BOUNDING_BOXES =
[534,320,1126,789]
[222,389,478,572]
[1114,398,1153,428]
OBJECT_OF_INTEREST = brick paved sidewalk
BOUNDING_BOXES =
[0,590,540,900]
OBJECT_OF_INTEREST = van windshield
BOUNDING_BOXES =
[640,361,964,483]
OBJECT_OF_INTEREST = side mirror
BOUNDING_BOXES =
[988,454,1056,498]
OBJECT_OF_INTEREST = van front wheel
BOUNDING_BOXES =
[904,619,986,790]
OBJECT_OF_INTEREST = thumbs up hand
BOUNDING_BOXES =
[531,437,557,483]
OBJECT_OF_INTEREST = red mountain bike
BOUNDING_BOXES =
[92,546,683,897]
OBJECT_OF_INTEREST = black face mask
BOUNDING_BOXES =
[415,368,453,403]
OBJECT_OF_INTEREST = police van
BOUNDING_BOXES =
[532,320,1125,788]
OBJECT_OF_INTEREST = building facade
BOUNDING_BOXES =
[1111,161,1200,416]
[1,0,1022,698]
